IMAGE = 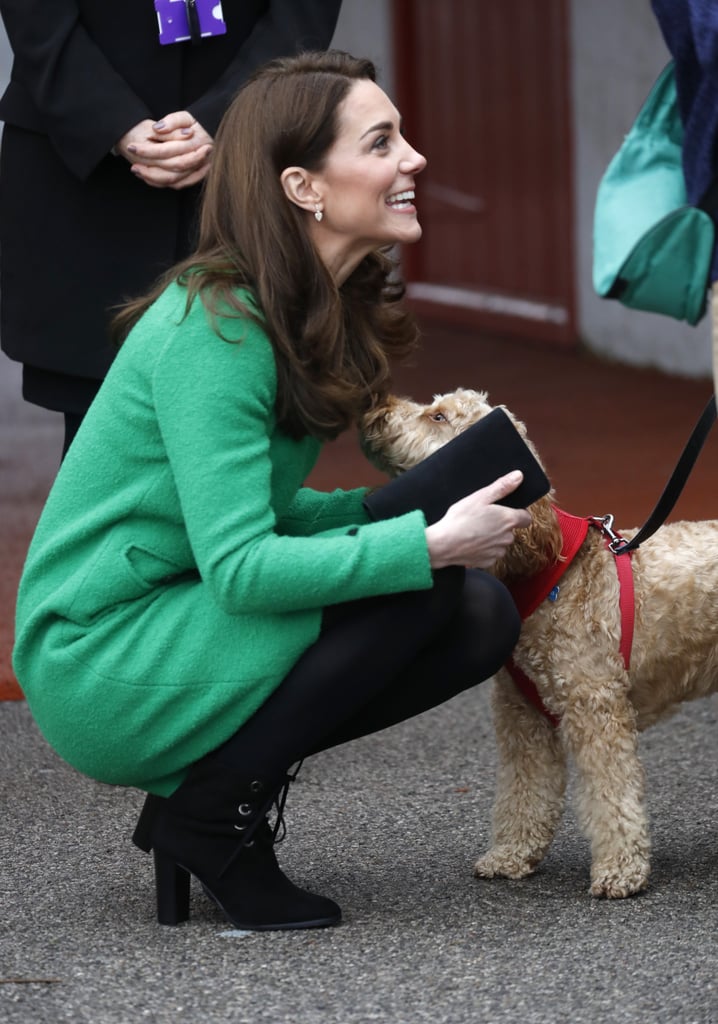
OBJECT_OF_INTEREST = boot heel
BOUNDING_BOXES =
[153,850,190,925]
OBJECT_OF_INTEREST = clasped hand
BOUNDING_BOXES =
[425,471,533,570]
[115,112,213,189]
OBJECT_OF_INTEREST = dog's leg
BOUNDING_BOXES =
[474,673,566,880]
[562,685,650,898]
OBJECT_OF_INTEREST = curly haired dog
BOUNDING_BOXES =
[361,387,718,898]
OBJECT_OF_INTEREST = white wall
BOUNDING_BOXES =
[331,0,394,93]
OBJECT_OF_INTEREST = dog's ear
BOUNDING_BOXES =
[360,403,386,434]
[360,395,401,434]
[359,395,410,476]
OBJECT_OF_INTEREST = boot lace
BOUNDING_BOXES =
[221,761,303,876]
[269,760,303,845]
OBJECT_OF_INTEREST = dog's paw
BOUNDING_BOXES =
[589,860,650,899]
[473,846,539,880]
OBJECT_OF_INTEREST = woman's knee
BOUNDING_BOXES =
[322,563,466,637]
[467,570,521,632]
[457,571,522,675]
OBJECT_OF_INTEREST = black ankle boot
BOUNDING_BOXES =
[132,769,341,931]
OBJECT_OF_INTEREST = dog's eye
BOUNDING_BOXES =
[429,412,448,423]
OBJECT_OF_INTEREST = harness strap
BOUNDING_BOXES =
[508,508,589,620]
[506,518,636,726]
[504,393,716,720]
[612,543,635,670]
[505,656,561,728]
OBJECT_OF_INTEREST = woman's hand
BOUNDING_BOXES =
[425,471,532,569]
[115,112,213,189]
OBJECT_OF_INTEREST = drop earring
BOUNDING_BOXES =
[314,205,323,223]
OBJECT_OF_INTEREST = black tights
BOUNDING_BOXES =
[62,412,84,460]
[206,566,521,783]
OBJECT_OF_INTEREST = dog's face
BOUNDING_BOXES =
[361,387,532,476]
[361,387,560,580]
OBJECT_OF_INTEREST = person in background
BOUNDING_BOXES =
[0,1,343,457]
[13,50,532,934]
[651,0,718,402]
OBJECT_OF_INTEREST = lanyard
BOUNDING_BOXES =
[185,0,201,46]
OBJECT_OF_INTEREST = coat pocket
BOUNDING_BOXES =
[64,543,198,627]
[123,545,196,589]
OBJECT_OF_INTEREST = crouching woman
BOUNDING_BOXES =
[13,50,530,932]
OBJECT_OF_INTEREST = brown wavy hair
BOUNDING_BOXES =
[112,50,421,440]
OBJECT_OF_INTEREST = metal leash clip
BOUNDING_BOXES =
[588,513,630,554]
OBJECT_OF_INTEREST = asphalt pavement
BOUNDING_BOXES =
[1,685,717,1024]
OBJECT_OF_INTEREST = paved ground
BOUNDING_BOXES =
[2,335,717,1023]
[1,688,717,1024]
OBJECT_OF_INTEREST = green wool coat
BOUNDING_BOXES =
[13,284,433,795]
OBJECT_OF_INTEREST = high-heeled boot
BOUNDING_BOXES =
[132,766,341,931]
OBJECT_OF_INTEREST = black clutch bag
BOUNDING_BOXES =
[363,407,550,524]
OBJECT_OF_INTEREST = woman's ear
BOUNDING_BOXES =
[281,166,322,214]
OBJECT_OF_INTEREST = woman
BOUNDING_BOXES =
[13,51,531,933]
[0,0,343,455]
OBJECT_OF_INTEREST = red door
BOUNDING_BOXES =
[393,0,576,344]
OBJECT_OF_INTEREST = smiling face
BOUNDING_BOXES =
[300,78,427,281]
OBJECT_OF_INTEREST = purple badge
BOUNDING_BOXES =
[155,0,227,46]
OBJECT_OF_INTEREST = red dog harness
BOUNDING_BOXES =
[505,507,635,727]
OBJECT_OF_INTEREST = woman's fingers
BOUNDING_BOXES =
[116,114,214,188]
[130,145,213,188]
[425,472,533,570]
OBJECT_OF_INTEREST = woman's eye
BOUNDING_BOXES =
[372,134,389,151]
[429,412,447,423]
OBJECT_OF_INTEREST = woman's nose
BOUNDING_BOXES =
[400,142,427,175]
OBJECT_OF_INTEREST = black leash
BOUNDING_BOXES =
[610,394,717,555]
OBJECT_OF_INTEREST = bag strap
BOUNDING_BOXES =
[612,394,717,555]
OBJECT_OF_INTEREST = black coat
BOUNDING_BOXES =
[0,0,342,408]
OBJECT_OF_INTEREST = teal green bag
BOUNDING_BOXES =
[593,62,716,326]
